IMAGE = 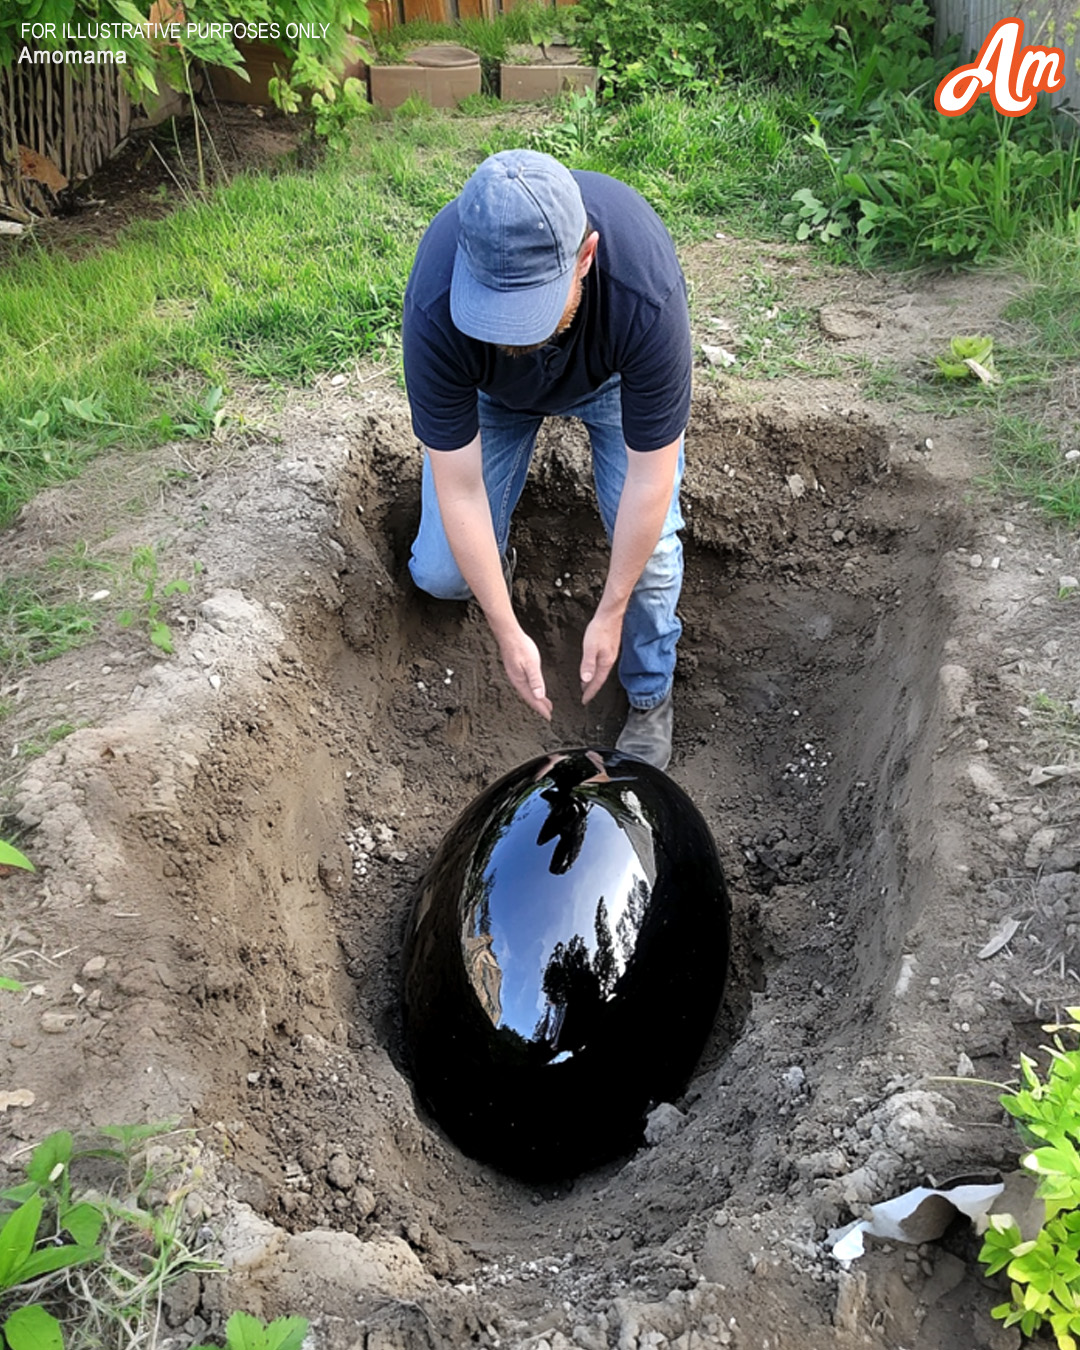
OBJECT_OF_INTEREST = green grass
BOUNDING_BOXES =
[0,581,96,667]
[530,83,822,240]
[369,3,567,67]
[0,120,497,522]
[1,76,1076,540]
[0,89,822,528]
[989,415,1080,525]
[1005,229,1080,363]
[21,722,79,759]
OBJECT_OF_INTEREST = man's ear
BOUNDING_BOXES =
[577,231,600,278]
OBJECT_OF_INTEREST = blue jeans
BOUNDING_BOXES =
[408,375,684,710]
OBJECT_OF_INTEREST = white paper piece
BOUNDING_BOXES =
[830,1175,1004,1261]
[1029,763,1080,787]
[978,917,1019,959]
[0,1089,35,1112]
[701,344,737,368]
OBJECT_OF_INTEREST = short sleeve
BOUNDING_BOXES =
[617,279,692,452]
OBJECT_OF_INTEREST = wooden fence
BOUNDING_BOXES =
[0,0,571,220]
[0,55,131,222]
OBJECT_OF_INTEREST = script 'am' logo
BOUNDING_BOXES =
[935,17,1065,116]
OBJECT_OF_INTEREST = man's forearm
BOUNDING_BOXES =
[426,436,515,635]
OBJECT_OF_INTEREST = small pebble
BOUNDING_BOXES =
[969,554,983,568]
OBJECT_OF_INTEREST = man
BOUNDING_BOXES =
[402,149,691,771]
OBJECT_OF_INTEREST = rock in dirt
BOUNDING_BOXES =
[1035,871,1080,911]
[818,304,879,340]
[326,1149,358,1190]
[198,590,274,638]
[219,1205,286,1272]
[937,663,971,719]
[1025,826,1074,871]
[644,1102,688,1146]
[352,1184,377,1221]
[162,1269,201,1327]
[278,1230,434,1300]
[40,1011,77,1033]
[81,955,107,980]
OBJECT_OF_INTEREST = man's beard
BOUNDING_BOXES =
[497,277,583,359]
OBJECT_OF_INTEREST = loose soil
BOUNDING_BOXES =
[2,112,1079,1350]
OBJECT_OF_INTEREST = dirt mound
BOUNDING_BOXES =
[2,355,1078,1349]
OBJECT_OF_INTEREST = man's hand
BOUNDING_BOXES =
[426,436,551,720]
[580,603,624,705]
[498,625,553,720]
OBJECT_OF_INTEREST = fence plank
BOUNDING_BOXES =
[0,50,130,219]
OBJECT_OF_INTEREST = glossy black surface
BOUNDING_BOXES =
[402,748,731,1179]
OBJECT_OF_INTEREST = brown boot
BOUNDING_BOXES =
[615,691,673,771]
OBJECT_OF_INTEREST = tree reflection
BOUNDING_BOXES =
[460,751,658,1045]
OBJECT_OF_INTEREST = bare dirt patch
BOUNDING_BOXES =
[3,260,1080,1350]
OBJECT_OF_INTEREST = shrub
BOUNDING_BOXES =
[786,91,1080,263]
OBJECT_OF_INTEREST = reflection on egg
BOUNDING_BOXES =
[402,748,731,1179]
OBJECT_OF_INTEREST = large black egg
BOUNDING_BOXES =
[402,748,730,1179]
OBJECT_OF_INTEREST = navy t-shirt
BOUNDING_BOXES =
[402,170,692,453]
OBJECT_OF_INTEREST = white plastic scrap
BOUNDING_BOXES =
[830,1176,1004,1261]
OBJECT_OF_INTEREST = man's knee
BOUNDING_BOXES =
[409,555,472,602]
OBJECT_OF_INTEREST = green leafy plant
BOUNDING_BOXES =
[979,1008,1080,1348]
[567,0,721,96]
[531,87,618,160]
[192,1311,310,1350]
[936,335,997,381]
[789,91,1080,264]
[0,1135,105,1349]
[309,76,371,154]
[1,1123,222,1348]
[173,386,228,439]
[0,842,34,872]
[116,546,195,656]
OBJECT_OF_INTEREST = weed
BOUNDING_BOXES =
[171,385,228,440]
[192,1311,310,1350]
[0,1124,219,1349]
[116,546,198,656]
[936,334,998,382]
[20,722,79,760]
[1027,691,1080,761]
[0,583,95,668]
[989,418,1080,526]
[789,93,1080,265]
[0,840,33,872]
[531,88,618,159]
[978,1008,1080,1348]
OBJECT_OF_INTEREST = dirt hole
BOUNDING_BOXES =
[165,392,958,1324]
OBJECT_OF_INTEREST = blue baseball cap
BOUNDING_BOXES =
[451,150,588,346]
